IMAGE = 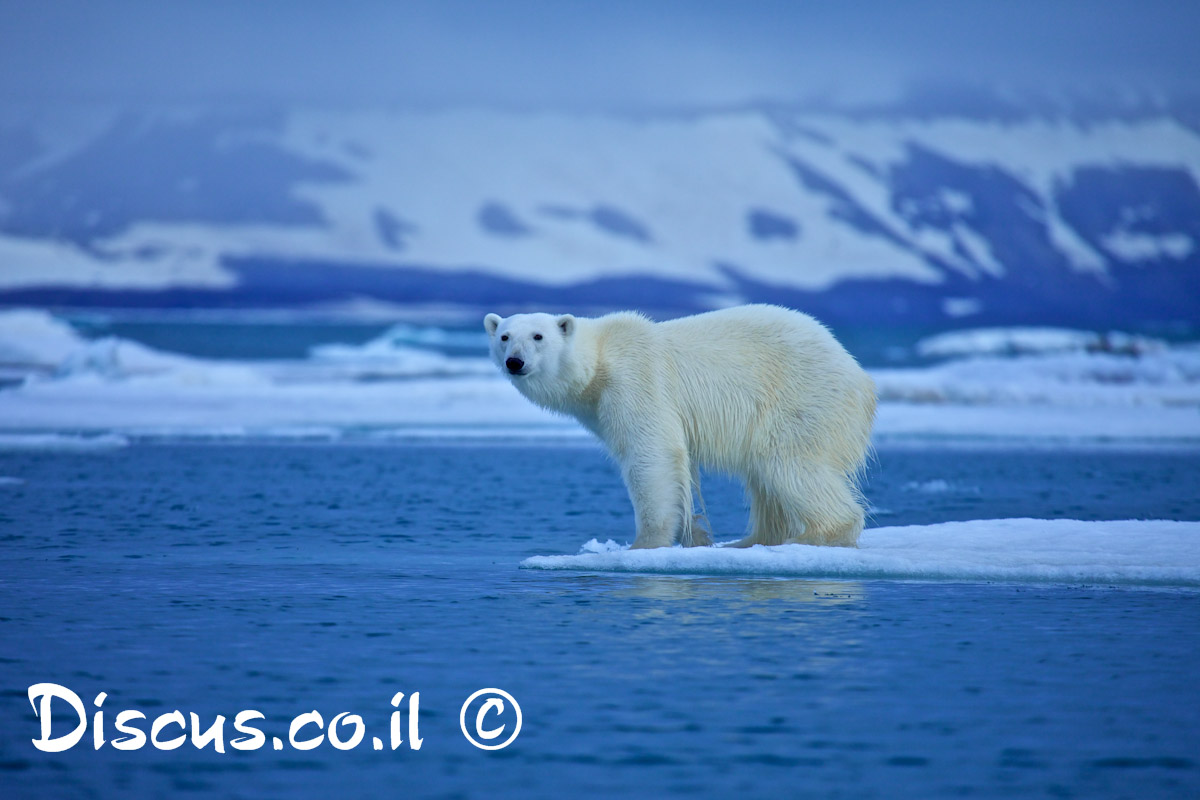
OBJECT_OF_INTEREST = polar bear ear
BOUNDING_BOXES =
[484,313,502,336]
[556,314,576,337]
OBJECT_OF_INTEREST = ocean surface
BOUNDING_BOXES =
[1,312,1199,798]
[2,440,1199,799]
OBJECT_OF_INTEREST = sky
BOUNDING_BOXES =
[0,0,1198,111]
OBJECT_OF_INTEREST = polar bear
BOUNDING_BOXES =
[484,305,876,549]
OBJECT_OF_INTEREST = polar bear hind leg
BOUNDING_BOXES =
[725,463,863,548]
[788,466,863,547]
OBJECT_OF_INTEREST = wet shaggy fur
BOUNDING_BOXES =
[485,305,876,549]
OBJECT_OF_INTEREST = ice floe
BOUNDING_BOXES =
[0,310,1198,443]
[522,519,1200,588]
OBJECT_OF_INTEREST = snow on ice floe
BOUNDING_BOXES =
[0,433,130,451]
[876,332,1200,408]
[0,309,88,373]
[320,323,488,353]
[307,324,494,379]
[915,327,1167,359]
[0,309,263,385]
[0,309,1198,442]
[521,519,1200,588]
[0,310,529,436]
[872,327,1200,442]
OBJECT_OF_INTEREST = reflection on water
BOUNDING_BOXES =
[609,575,866,606]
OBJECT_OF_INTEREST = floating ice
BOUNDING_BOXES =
[916,327,1166,359]
[309,325,494,378]
[53,336,203,380]
[0,433,130,451]
[0,309,89,369]
[902,479,970,494]
[1,311,1199,442]
[0,309,267,387]
[331,323,488,353]
[874,346,1200,407]
[522,519,1200,588]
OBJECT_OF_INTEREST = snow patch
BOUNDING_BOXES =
[17,109,1200,296]
[1103,230,1195,262]
[940,297,983,318]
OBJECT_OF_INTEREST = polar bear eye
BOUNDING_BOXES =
[500,334,508,342]
[533,333,543,341]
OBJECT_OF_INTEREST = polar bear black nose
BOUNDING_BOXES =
[506,357,525,373]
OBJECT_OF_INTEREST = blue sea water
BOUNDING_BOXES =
[1,440,1199,799]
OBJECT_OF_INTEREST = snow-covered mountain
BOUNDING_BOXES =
[1,105,1198,325]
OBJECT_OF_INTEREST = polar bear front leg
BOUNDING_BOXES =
[621,441,692,549]
[598,410,690,548]
[594,387,692,549]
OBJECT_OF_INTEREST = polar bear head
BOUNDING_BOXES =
[484,312,576,383]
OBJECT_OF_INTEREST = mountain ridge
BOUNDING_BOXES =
[1,103,1197,325]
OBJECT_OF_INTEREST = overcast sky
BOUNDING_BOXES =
[1,0,1197,110]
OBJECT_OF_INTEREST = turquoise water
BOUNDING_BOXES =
[1,441,1198,798]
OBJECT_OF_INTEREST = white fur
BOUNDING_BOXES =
[484,305,876,549]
